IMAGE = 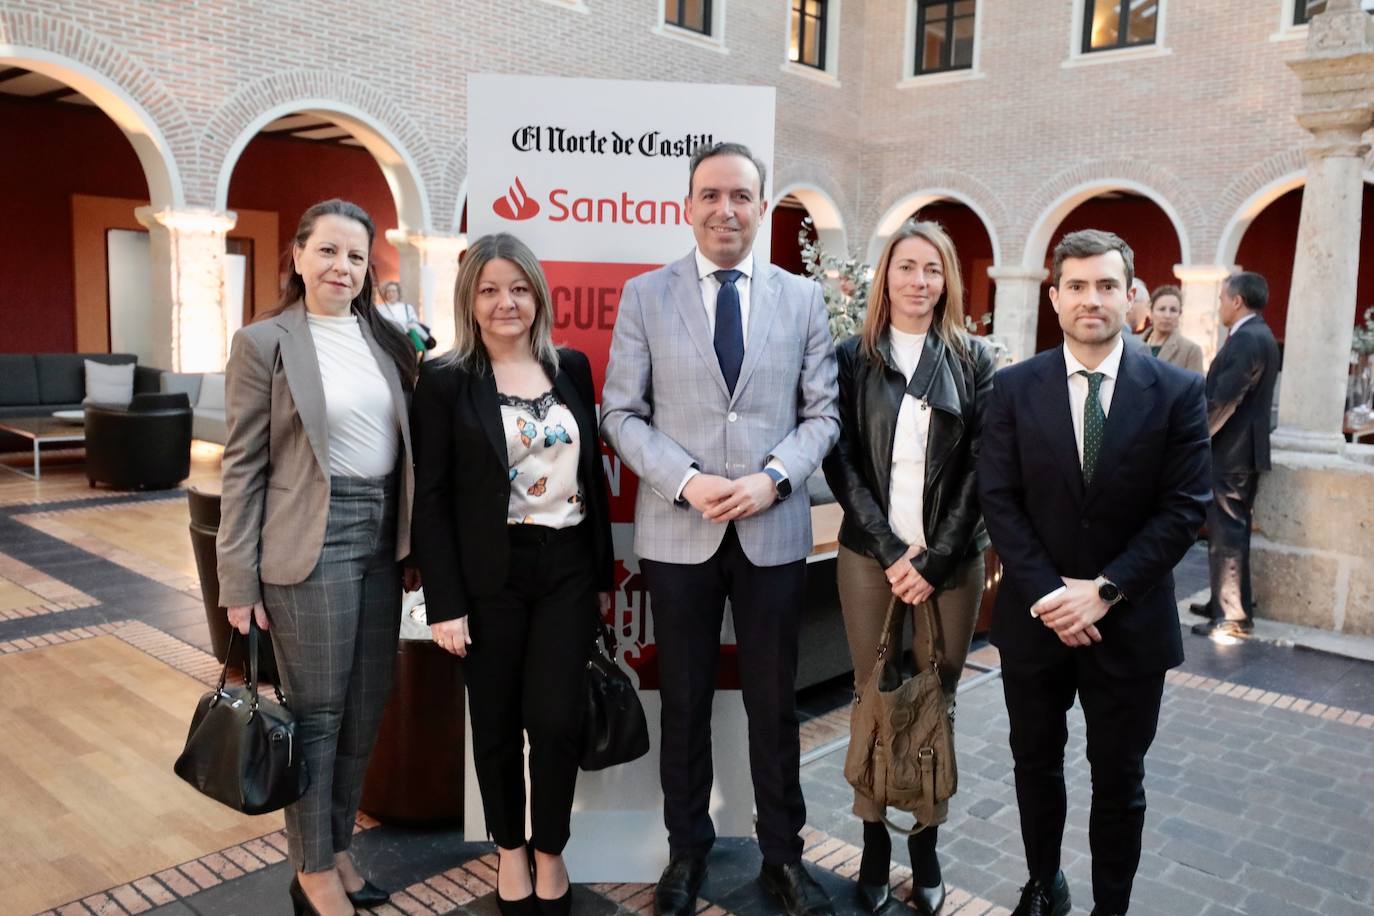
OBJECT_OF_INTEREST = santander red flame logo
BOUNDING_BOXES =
[492,177,540,221]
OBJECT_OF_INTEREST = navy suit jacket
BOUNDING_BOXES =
[1206,316,1280,473]
[977,343,1211,677]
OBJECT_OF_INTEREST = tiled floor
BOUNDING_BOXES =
[1,464,1371,916]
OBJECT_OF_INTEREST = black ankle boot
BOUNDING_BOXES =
[855,821,892,913]
[907,827,944,915]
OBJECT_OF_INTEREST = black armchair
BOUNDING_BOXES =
[85,393,193,490]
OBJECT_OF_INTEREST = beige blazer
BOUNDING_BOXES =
[217,302,414,607]
[1148,331,1205,375]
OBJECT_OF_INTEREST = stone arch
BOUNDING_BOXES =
[1020,159,1202,269]
[866,177,1006,269]
[1215,168,1307,267]
[440,142,468,236]
[202,72,437,232]
[773,180,849,258]
[0,12,189,208]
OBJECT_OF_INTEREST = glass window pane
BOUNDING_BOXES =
[953,14,975,68]
[922,19,948,71]
[682,0,706,32]
[804,16,822,66]
[789,7,801,61]
[1088,1,1121,50]
[954,0,975,15]
[806,0,822,17]
[1127,0,1157,44]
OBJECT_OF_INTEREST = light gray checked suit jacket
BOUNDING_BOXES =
[601,249,840,566]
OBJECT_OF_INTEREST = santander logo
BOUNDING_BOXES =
[492,177,540,221]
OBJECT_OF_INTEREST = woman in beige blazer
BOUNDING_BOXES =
[1144,284,1205,374]
[218,199,419,916]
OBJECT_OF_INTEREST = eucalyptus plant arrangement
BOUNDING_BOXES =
[1352,306,1374,357]
[798,216,868,341]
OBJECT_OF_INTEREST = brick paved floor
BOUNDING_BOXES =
[3,486,1372,916]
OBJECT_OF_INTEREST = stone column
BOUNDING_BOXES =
[1173,265,1232,368]
[988,266,1049,363]
[389,232,466,353]
[136,207,237,373]
[1272,0,1374,454]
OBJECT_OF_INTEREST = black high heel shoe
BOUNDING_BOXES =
[289,876,336,916]
[533,853,573,916]
[856,820,892,913]
[496,848,539,916]
[345,878,390,908]
[907,829,946,915]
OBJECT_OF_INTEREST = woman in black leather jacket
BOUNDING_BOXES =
[822,219,996,915]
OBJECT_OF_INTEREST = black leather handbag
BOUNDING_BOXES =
[580,621,650,771]
[174,621,308,814]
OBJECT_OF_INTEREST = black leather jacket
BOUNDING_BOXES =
[822,329,995,589]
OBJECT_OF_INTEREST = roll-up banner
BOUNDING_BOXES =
[465,75,777,881]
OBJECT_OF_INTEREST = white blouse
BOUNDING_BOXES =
[306,313,399,478]
[500,389,586,529]
[887,327,931,550]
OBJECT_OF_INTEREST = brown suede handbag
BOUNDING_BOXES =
[843,596,956,834]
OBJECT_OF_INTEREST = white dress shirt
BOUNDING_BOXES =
[1228,312,1256,337]
[694,248,754,344]
[675,248,785,501]
[1031,336,1126,614]
[1063,337,1124,470]
[887,327,931,548]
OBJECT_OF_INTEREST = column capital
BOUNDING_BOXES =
[1173,264,1235,283]
[987,265,1048,283]
[385,229,467,256]
[135,206,238,234]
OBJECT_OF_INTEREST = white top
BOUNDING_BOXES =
[377,301,419,327]
[1062,337,1124,470]
[306,313,399,478]
[887,328,931,549]
[694,249,754,345]
[501,389,586,529]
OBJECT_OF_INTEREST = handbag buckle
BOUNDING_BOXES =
[917,746,934,761]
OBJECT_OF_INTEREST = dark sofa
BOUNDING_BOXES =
[0,353,163,450]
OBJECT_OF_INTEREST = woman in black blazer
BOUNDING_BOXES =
[411,233,613,916]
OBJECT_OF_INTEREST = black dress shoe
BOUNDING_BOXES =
[345,878,390,908]
[1188,601,1212,618]
[906,830,944,915]
[1191,618,1253,640]
[288,877,322,916]
[536,887,572,916]
[1010,871,1070,916]
[654,854,707,916]
[855,879,891,913]
[759,862,835,916]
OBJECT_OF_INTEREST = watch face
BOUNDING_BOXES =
[1098,582,1121,603]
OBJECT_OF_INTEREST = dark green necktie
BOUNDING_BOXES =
[1078,370,1106,484]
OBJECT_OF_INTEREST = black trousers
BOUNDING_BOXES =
[1207,469,1260,623]
[1002,653,1165,915]
[641,524,808,866]
[462,523,597,853]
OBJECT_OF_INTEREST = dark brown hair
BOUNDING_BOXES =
[265,198,416,390]
[1150,283,1183,307]
[1050,228,1135,289]
[687,141,767,198]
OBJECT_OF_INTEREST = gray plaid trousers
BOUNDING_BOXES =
[263,474,401,872]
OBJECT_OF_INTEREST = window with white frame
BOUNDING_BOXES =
[790,0,829,70]
[914,0,975,75]
[665,0,711,35]
[1082,0,1158,53]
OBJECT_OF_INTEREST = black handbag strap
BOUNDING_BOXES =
[218,620,287,710]
[876,596,943,672]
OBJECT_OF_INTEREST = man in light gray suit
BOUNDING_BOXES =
[601,142,839,916]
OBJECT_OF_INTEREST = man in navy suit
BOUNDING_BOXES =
[978,230,1210,916]
[1190,271,1280,641]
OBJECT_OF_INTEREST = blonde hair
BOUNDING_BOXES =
[863,219,969,363]
[441,233,559,375]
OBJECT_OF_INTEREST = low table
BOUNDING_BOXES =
[0,415,86,480]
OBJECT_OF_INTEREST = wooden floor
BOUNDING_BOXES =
[0,575,45,611]
[0,636,282,914]
[0,442,223,508]
[37,497,203,584]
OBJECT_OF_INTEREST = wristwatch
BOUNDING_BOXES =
[1095,576,1124,606]
[763,467,792,501]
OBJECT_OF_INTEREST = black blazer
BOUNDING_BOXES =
[411,347,614,624]
[976,344,1211,677]
[823,331,994,588]
[1206,316,1280,473]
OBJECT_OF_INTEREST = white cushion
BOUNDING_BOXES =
[198,373,226,411]
[82,360,135,407]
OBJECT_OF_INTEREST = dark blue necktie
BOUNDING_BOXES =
[713,269,745,394]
